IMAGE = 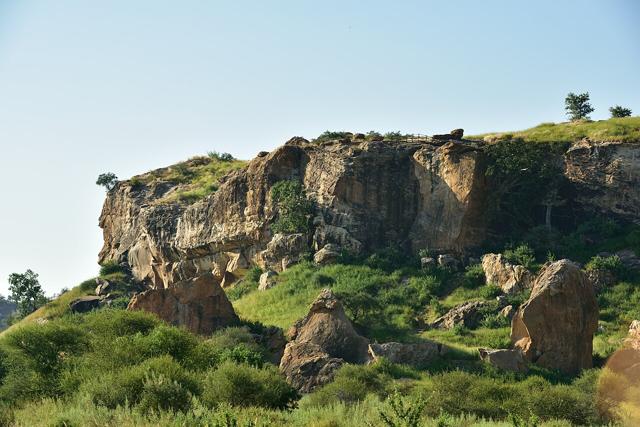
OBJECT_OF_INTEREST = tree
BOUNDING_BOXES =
[565,92,594,121]
[96,172,118,191]
[609,105,632,118]
[270,180,312,234]
[8,269,47,317]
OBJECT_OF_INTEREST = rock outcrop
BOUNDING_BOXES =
[367,340,447,367]
[564,139,640,222]
[127,273,239,335]
[99,138,488,291]
[481,253,533,294]
[285,289,369,363]
[511,260,598,374]
[278,342,344,393]
[280,289,369,391]
[430,300,491,330]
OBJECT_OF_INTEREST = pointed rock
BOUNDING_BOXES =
[511,260,598,374]
[128,272,239,335]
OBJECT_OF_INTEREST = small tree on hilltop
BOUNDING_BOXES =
[96,172,118,191]
[565,92,594,121]
[609,105,632,118]
[8,269,48,318]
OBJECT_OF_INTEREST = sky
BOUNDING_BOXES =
[0,0,638,296]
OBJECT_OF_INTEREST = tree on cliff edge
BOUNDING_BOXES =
[565,92,594,121]
[96,172,118,191]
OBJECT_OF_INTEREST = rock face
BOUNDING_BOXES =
[481,253,533,294]
[280,289,369,392]
[430,300,491,330]
[511,260,598,374]
[367,340,447,367]
[69,296,103,313]
[99,138,488,291]
[127,273,239,335]
[564,140,640,222]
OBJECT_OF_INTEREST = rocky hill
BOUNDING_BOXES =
[99,124,640,294]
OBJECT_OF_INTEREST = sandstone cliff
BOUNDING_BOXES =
[99,135,640,292]
[99,137,488,290]
[564,139,640,223]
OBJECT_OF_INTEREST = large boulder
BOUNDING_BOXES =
[69,296,103,313]
[511,260,598,374]
[279,342,344,393]
[127,272,239,335]
[286,289,369,363]
[280,289,369,392]
[367,340,447,367]
[430,300,491,330]
[481,253,533,294]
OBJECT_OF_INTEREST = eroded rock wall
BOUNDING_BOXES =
[99,138,488,290]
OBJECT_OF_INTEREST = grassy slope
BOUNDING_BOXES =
[131,155,247,204]
[0,280,95,338]
[470,116,640,143]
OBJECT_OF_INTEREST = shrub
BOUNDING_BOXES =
[313,131,352,143]
[302,363,391,407]
[462,264,485,289]
[225,279,259,301]
[98,260,126,277]
[503,244,536,269]
[201,361,297,409]
[245,266,263,282]
[585,255,624,273]
[479,284,502,299]
[83,355,198,409]
[138,372,193,414]
[481,313,510,329]
[565,92,594,121]
[270,180,313,234]
[609,105,632,118]
[207,151,235,162]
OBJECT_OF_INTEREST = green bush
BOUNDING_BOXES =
[479,284,502,299]
[201,361,297,409]
[302,363,392,407]
[481,313,510,329]
[83,355,198,409]
[98,260,127,277]
[462,264,485,289]
[207,151,235,162]
[503,244,536,269]
[138,372,193,414]
[270,180,313,234]
[585,255,624,273]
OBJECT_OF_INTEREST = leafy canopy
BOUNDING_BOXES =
[565,92,594,121]
[7,269,47,317]
[96,172,118,191]
[270,180,312,234]
[609,105,632,118]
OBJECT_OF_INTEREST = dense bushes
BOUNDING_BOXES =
[0,310,275,414]
[202,361,297,409]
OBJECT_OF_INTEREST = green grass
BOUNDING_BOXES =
[0,279,95,338]
[471,116,640,143]
[130,155,247,204]
[422,327,511,353]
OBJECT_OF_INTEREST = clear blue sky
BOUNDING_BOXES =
[0,1,638,296]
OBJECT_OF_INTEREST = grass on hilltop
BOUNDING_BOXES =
[470,116,640,144]
[129,154,247,204]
